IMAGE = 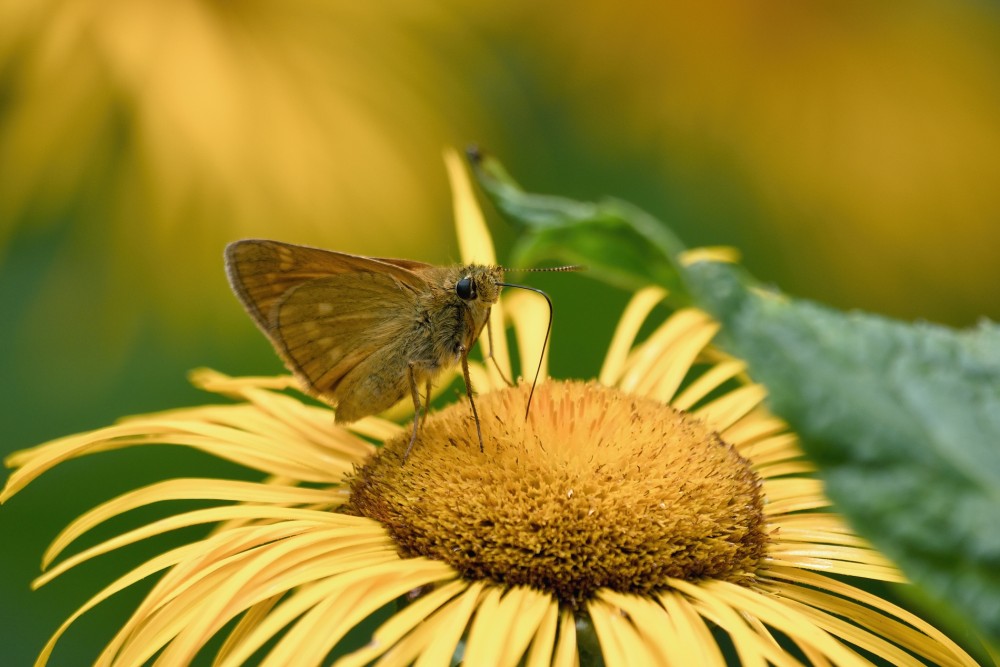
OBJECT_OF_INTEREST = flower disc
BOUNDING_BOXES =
[348,380,767,606]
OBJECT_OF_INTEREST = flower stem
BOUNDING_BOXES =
[576,615,606,667]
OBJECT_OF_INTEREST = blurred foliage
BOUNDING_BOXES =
[3,0,1000,664]
[481,1,1000,322]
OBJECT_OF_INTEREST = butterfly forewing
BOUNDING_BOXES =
[225,240,438,413]
[273,273,419,399]
[224,240,431,331]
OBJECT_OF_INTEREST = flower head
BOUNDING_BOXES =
[349,380,768,608]
[1,154,979,666]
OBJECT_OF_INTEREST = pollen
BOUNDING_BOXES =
[347,380,767,607]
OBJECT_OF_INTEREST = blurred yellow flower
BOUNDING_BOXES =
[0,0,502,322]
[0,0,517,418]
[1,154,978,666]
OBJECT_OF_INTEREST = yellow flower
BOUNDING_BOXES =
[1,153,978,666]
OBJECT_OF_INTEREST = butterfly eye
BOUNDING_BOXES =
[456,276,477,300]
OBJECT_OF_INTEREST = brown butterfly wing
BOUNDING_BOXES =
[224,239,432,332]
[272,272,421,400]
[226,240,435,417]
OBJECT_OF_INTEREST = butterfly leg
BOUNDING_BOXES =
[459,345,485,452]
[483,312,514,387]
[403,362,422,462]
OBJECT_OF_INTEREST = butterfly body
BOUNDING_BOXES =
[225,239,504,426]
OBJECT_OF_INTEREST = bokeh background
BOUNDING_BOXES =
[3,1,999,663]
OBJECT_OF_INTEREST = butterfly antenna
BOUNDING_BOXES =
[502,265,585,274]
[497,282,555,420]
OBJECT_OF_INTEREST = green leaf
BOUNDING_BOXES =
[468,148,688,298]
[684,260,1000,646]
[470,150,1000,646]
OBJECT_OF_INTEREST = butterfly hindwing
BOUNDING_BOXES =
[271,271,426,412]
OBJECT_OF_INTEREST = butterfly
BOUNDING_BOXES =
[225,239,560,459]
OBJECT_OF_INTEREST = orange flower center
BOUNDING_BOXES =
[348,380,767,607]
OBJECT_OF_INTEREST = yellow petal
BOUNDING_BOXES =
[33,538,213,667]
[763,590,951,667]
[617,309,714,395]
[261,585,372,667]
[112,530,399,666]
[693,384,768,433]
[507,289,551,385]
[762,478,829,515]
[721,411,789,450]
[461,587,504,663]
[670,359,747,411]
[675,591,800,667]
[550,609,578,667]
[36,507,376,587]
[595,592,680,666]
[285,561,460,665]
[43,479,343,568]
[334,579,474,667]
[646,319,721,404]
[657,591,727,667]
[444,147,513,386]
[755,461,816,477]
[678,246,742,266]
[762,566,975,667]
[496,588,553,666]
[212,595,283,667]
[591,598,669,667]
[95,523,380,664]
[462,587,556,667]
[673,578,870,667]
[410,582,486,667]
[445,147,494,266]
[599,286,668,386]
[736,433,802,468]
[523,601,560,667]
[465,360,495,394]
[218,558,456,667]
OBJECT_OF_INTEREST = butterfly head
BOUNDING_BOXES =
[455,265,505,305]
